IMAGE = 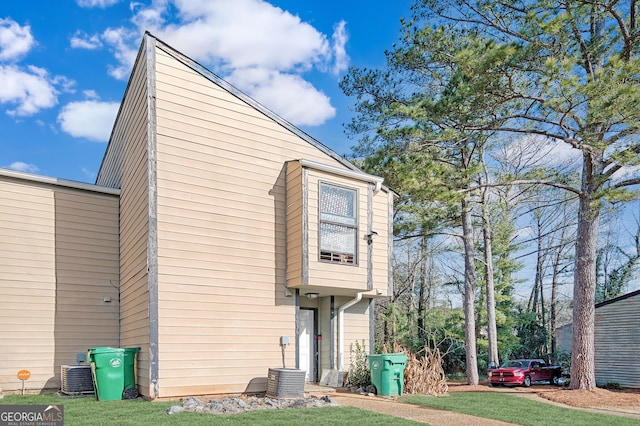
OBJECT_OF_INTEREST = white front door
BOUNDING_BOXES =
[299,309,315,382]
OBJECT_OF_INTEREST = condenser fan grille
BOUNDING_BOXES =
[61,364,94,395]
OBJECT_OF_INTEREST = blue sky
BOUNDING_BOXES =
[1,0,413,183]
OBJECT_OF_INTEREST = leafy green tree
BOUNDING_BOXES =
[475,178,522,368]
[512,309,549,360]
[417,0,640,390]
[346,0,640,389]
[342,17,498,384]
[420,308,467,375]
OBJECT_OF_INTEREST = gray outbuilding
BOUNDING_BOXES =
[595,289,640,388]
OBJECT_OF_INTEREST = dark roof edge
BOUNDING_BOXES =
[595,289,640,308]
[147,32,385,183]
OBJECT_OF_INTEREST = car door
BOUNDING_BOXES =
[530,361,540,380]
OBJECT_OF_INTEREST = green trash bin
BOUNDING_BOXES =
[368,353,407,396]
[122,347,140,397]
[88,347,140,401]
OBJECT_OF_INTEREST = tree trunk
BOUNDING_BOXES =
[570,154,602,390]
[461,195,479,385]
[529,214,544,315]
[550,248,561,358]
[481,185,499,367]
[540,277,547,355]
[417,236,427,339]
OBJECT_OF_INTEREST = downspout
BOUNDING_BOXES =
[338,292,363,371]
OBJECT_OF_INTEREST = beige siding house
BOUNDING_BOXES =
[0,33,393,399]
[594,290,640,388]
[0,171,120,393]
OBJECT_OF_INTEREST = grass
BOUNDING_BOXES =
[0,394,421,426]
[401,391,640,426]
[6,389,639,425]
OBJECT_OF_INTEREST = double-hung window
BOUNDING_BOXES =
[319,182,358,264]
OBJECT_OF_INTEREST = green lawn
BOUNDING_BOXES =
[0,394,421,426]
[401,392,640,426]
[5,390,639,425]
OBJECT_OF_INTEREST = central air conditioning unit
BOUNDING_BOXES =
[61,364,94,395]
[266,368,305,398]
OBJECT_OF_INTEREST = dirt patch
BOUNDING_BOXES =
[448,382,640,413]
[534,387,640,411]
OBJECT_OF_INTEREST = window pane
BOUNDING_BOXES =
[320,222,356,255]
[320,184,356,226]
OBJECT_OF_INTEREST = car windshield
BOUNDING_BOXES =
[500,360,529,368]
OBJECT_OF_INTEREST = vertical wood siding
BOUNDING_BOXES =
[96,43,152,396]
[595,293,640,388]
[0,178,118,392]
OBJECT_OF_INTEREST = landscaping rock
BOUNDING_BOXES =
[166,406,184,415]
[182,397,203,409]
[167,394,338,415]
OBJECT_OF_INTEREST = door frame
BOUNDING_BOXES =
[298,308,318,382]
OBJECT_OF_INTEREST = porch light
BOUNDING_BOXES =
[305,292,319,299]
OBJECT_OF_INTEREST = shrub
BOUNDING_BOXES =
[603,382,622,390]
[346,340,371,387]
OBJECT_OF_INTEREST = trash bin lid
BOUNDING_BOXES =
[382,353,408,362]
[368,353,407,360]
[89,347,125,354]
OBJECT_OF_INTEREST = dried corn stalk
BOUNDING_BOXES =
[383,342,448,396]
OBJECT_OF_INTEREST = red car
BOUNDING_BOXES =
[488,359,562,387]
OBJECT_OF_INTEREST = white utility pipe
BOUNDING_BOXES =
[337,292,363,371]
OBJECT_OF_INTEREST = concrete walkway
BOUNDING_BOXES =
[331,392,516,425]
[305,384,640,425]
[305,385,515,425]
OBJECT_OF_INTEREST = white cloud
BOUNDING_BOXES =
[70,31,103,49]
[81,167,96,180]
[83,89,100,99]
[229,68,335,126]
[52,74,76,94]
[331,21,349,75]
[102,27,139,80]
[76,0,121,8]
[499,135,582,171]
[103,0,349,126]
[0,65,58,116]
[7,161,39,173]
[57,100,119,142]
[156,0,332,71]
[611,164,640,184]
[0,18,35,61]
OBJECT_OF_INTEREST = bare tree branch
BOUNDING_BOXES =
[457,179,583,196]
